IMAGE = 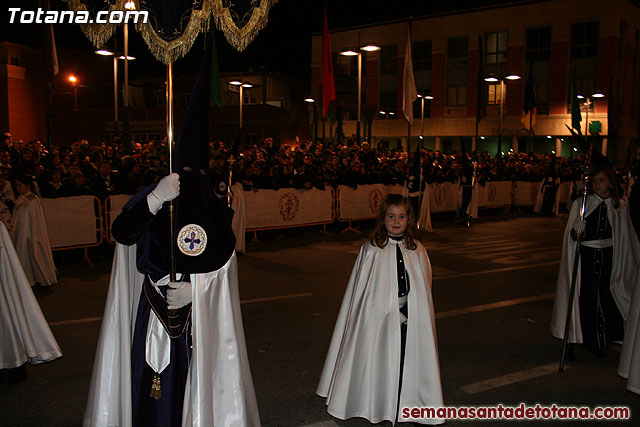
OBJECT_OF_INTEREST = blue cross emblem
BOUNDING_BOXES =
[184,231,201,250]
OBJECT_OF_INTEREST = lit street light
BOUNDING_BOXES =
[229,80,253,130]
[577,91,605,138]
[68,74,78,110]
[340,37,380,143]
[305,98,318,144]
[95,47,136,134]
[485,72,521,157]
[416,93,434,143]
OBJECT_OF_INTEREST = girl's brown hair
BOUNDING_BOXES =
[589,166,620,208]
[370,194,419,250]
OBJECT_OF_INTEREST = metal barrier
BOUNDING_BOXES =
[41,195,104,265]
[104,194,133,244]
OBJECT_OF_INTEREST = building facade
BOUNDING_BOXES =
[310,0,640,164]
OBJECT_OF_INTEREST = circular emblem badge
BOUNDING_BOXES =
[279,192,300,221]
[547,176,553,183]
[462,176,467,183]
[368,189,383,214]
[177,224,207,256]
[218,181,228,193]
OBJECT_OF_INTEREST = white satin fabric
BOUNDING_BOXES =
[317,240,444,425]
[0,222,61,369]
[230,182,246,253]
[417,185,433,232]
[550,195,640,343]
[11,193,57,287]
[619,271,640,394]
[84,245,260,427]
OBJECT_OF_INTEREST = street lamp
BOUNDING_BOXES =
[577,91,605,138]
[484,72,521,157]
[305,98,318,144]
[95,48,136,133]
[416,93,434,143]
[68,75,78,111]
[229,80,253,130]
[339,36,380,144]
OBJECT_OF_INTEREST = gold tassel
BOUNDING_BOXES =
[150,374,161,400]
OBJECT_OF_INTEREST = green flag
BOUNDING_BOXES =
[208,21,222,109]
[570,74,581,135]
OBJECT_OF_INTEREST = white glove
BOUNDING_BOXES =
[147,173,180,214]
[167,281,192,309]
[573,218,587,235]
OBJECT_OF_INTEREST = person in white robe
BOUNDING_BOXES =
[618,270,640,394]
[551,167,640,356]
[318,194,444,425]
[0,221,62,384]
[11,175,57,287]
[84,41,260,427]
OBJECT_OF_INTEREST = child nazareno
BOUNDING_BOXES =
[317,194,444,425]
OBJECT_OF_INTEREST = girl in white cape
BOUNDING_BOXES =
[11,175,57,287]
[551,166,640,357]
[317,194,444,425]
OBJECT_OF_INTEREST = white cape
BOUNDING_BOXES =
[0,222,62,369]
[11,193,57,287]
[619,271,640,394]
[84,244,260,427]
[550,195,640,342]
[317,240,444,425]
[231,182,246,253]
[417,185,433,232]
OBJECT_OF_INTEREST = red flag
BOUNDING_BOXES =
[321,10,336,117]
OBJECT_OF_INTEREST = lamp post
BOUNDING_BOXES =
[229,80,253,131]
[416,93,434,143]
[484,73,521,157]
[68,75,78,110]
[305,98,318,144]
[95,48,136,135]
[577,91,605,139]
[339,36,380,144]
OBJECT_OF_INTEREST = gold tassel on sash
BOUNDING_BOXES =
[150,374,161,400]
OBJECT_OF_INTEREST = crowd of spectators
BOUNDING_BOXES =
[1,131,635,208]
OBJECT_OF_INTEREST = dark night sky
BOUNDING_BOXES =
[3,0,523,81]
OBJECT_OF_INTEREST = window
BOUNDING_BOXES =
[413,40,432,71]
[486,31,508,64]
[380,44,398,74]
[487,84,505,105]
[446,36,468,106]
[526,27,552,114]
[568,21,599,112]
[526,27,551,61]
[571,21,599,58]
